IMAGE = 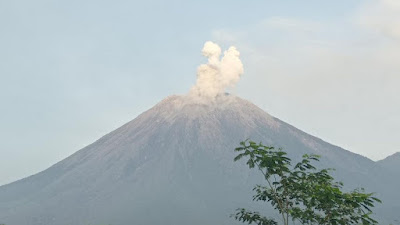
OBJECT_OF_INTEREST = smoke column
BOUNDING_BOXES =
[190,41,244,99]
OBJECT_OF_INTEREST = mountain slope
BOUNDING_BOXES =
[378,152,400,172]
[0,95,398,225]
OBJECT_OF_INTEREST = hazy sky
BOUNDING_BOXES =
[1,0,399,185]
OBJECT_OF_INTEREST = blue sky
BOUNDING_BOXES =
[1,0,399,185]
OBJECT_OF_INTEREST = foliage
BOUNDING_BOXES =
[233,140,381,225]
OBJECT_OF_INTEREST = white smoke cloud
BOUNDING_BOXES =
[190,41,244,99]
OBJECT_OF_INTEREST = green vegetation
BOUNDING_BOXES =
[233,140,381,225]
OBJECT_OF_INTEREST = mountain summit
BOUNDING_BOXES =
[0,94,398,225]
[0,42,398,225]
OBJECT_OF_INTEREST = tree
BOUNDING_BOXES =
[233,140,381,225]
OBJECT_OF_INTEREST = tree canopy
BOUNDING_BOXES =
[233,140,381,225]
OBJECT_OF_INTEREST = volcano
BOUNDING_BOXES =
[0,94,398,225]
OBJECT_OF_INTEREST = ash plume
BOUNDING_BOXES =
[190,41,244,99]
